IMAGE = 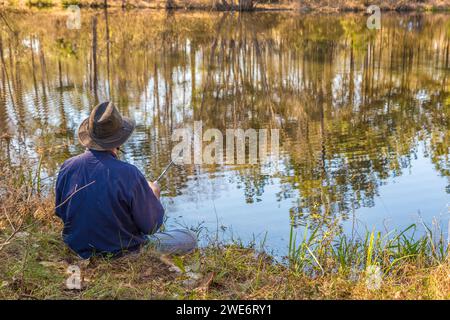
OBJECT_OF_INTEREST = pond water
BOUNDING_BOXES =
[0,10,449,255]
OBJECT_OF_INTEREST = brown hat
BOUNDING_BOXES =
[78,101,135,151]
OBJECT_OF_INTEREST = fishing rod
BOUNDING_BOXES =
[154,143,185,183]
[155,159,175,183]
[117,146,177,183]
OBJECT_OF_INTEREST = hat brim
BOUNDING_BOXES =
[78,117,136,151]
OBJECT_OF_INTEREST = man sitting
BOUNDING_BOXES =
[55,101,197,259]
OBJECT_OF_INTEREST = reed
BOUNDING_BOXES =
[288,222,449,278]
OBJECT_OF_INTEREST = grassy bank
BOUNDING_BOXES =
[1,0,450,12]
[0,159,449,299]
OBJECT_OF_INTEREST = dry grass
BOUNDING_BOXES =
[0,159,449,300]
[1,226,448,299]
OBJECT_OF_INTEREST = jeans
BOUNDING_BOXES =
[146,229,198,254]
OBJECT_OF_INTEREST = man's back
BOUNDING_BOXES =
[55,150,164,259]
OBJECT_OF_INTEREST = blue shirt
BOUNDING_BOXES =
[55,150,164,259]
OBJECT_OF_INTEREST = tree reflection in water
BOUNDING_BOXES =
[0,11,448,244]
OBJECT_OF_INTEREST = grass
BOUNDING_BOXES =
[0,159,449,299]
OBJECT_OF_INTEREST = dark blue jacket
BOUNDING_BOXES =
[55,150,164,259]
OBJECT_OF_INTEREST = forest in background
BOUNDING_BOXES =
[1,0,450,12]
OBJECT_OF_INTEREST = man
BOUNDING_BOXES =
[55,101,197,259]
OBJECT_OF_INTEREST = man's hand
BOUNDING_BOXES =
[148,181,161,199]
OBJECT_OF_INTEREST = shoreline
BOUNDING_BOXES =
[1,201,449,299]
[1,1,450,13]
[0,160,449,299]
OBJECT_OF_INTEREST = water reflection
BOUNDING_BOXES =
[0,10,449,251]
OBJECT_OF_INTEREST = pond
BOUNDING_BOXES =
[0,10,449,255]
